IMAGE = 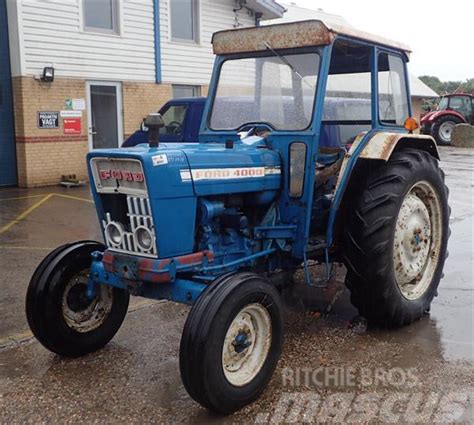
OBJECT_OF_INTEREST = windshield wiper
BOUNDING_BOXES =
[263,41,314,90]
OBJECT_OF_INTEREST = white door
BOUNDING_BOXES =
[86,81,123,149]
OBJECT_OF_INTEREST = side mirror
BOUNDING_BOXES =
[144,113,165,148]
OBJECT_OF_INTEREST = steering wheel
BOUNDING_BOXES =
[236,121,274,133]
[167,121,183,136]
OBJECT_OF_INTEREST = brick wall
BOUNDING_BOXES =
[12,76,172,187]
[123,82,172,138]
[12,77,89,138]
[16,141,89,187]
[201,85,210,97]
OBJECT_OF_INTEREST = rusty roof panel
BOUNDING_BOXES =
[212,20,335,55]
[212,19,411,55]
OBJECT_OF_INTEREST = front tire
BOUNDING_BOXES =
[179,272,283,414]
[343,149,450,327]
[26,241,130,357]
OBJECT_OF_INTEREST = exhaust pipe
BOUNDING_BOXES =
[144,113,165,148]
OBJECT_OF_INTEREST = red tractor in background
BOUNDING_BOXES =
[421,94,473,145]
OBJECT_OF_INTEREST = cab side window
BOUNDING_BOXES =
[160,105,187,137]
[449,96,471,119]
[378,53,409,126]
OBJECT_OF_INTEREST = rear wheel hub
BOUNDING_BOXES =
[438,121,455,143]
[393,181,442,300]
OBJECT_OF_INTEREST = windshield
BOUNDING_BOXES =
[210,51,320,131]
[438,97,449,110]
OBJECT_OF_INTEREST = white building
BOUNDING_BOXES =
[0,0,436,188]
[1,0,285,187]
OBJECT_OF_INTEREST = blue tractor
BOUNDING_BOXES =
[26,20,449,414]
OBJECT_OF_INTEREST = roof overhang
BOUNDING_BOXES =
[212,19,411,56]
[245,0,286,20]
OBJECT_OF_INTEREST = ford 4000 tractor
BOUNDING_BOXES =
[26,20,449,414]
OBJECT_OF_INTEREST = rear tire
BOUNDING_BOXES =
[26,241,130,357]
[343,149,450,327]
[432,115,462,145]
[179,272,283,414]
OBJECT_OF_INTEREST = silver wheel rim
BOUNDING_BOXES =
[439,121,455,143]
[62,270,113,333]
[393,181,443,300]
[222,303,272,387]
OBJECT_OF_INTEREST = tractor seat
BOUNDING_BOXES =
[317,146,346,166]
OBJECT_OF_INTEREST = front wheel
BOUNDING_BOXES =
[179,272,283,414]
[343,149,450,327]
[26,241,130,357]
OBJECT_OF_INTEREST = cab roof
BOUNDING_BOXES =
[212,19,411,56]
[442,93,473,98]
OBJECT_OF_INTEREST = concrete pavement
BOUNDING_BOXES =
[0,147,472,423]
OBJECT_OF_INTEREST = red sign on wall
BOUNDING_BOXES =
[63,118,81,135]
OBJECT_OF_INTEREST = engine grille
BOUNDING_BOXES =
[102,195,158,258]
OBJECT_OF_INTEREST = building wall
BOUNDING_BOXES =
[15,0,254,85]
[411,98,423,134]
[160,0,255,85]
[123,81,172,137]
[12,76,173,187]
[412,98,422,122]
[15,0,156,81]
[7,0,257,187]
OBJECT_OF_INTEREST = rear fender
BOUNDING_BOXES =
[424,110,466,123]
[326,132,439,248]
[357,132,439,161]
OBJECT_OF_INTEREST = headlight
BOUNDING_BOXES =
[105,221,125,247]
[134,226,154,251]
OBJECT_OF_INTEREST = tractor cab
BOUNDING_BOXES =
[201,20,436,256]
[437,94,473,122]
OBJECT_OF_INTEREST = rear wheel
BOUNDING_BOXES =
[343,149,450,327]
[432,115,462,145]
[179,272,283,414]
[26,241,130,357]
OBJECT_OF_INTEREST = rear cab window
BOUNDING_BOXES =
[378,53,409,126]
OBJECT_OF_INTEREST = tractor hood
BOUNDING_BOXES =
[87,141,282,200]
[87,141,282,259]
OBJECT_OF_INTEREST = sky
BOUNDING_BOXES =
[285,0,473,81]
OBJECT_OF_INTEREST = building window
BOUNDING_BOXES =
[173,85,201,99]
[83,0,119,34]
[170,0,199,42]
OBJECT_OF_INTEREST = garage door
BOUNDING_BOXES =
[0,0,17,186]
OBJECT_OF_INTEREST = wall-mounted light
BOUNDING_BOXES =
[41,66,55,82]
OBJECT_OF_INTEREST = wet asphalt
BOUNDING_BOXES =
[0,147,472,423]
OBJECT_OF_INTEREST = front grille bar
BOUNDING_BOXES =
[103,196,157,258]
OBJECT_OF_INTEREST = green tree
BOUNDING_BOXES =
[461,78,474,94]
[419,75,443,94]
[419,75,474,95]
